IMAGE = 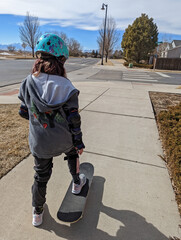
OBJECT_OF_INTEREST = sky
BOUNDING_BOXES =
[0,0,181,51]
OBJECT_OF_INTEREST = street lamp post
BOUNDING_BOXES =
[101,3,108,65]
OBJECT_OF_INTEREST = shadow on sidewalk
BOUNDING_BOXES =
[40,176,168,240]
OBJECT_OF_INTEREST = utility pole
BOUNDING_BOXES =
[101,3,108,65]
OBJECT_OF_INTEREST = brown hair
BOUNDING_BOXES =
[32,54,67,78]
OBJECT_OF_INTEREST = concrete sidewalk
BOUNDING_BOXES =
[0,64,181,240]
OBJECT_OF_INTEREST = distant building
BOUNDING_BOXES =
[161,40,181,58]
[171,40,181,48]
[160,42,172,58]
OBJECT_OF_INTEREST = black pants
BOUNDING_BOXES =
[32,148,80,207]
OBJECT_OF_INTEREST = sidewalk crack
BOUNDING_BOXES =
[84,151,166,169]
[80,88,110,112]
[83,109,155,120]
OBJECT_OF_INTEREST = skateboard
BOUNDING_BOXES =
[57,162,94,223]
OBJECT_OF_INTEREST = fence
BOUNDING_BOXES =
[156,58,181,70]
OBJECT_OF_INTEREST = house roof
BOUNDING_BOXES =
[172,40,181,47]
[168,44,181,52]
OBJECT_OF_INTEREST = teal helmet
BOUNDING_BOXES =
[35,33,69,59]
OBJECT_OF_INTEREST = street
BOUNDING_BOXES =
[0,58,99,87]
[0,58,181,87]
[88,68,181,85]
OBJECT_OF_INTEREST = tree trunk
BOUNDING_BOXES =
[106,54,108,62]
[32,47,34,58]
[136,52,141,63]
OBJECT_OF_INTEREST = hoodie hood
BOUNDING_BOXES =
[19,73,79,112]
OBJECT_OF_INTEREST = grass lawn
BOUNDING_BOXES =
[0,104,29,179]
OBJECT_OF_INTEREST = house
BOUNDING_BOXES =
[160,42,172,58]
[167,40,181,58]
[171,40,181,48]
[160,40,181,58]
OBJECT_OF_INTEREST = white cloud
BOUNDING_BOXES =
[78,26,99,31]
[0,0,181,35]
[17,22,23,26]
[39,20,54,26]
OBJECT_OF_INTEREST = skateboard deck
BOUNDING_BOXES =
[57,162,94,223]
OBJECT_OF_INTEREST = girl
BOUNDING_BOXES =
[18,33,86,227]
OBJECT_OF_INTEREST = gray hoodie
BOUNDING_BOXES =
[18,73,79,158]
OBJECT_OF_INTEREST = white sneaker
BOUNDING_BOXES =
[32,207,44,227]
[72,173,86,194]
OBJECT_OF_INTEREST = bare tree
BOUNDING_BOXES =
[22,42,27,56]
[19,12,41,57]
[7,45,16,52]
[156,42,169,57]
[51,31,69,46]
[68,38,82,57]
[59,32,69,46]
[97,17,119,62]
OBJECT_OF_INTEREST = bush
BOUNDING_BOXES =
[134,63,153,69]
[123,57,131,62]
[123,61,153,69]
[123,62,129,66]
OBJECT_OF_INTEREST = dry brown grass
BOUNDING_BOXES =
[113,59,125,64]
[0,104,30,179]
[104,60,114,66]
[5,55,34,59]
[149,92,181,216]
[157,103,181,215]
